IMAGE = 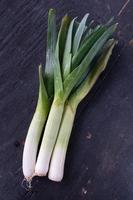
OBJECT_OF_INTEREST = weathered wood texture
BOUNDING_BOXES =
[0,0,133,200]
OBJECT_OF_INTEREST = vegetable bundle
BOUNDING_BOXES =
[22,9,117,182]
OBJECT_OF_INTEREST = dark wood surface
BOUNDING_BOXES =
[0,0,133,199]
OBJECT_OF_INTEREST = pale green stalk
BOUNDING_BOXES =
[48,103,75,181]
[35,98,64,175]
[35,15,70,176]
[48,39,116,181]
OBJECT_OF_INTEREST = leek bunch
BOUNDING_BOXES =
[22,9,117,182]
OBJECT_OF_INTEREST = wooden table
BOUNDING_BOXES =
[0,0,133,199]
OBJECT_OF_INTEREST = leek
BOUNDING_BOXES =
[35,15,70,176]
[22,9,56,181]
[22,9,117,182]
[22,65,49,181]
[48,39,117,181]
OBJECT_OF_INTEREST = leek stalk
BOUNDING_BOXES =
[22,8,56,181]
[48,39,116,181]
[22,65,49,181]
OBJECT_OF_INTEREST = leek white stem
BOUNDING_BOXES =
[22,111,47,181]
[35,99,64,176]
[48,103,76,181]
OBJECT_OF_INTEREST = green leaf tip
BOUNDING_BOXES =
[62,14,70,23]
[73,13,89,55]
[45,8,57,99]
[37,65,49,116]
[54,14,71,98]
[38,64,43,84]
[48,8,56,15]
[56,14,71,63]
[105,17,114,26]
[62,17,77,79]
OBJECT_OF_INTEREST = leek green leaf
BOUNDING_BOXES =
[44,9,57,99]
[72,13,89,55]
[37,65,49,116]
[63,24,117,100]
[54,15,70,99]
[72,26,107,69]
[70,39,117,107]
[62,18,76,79]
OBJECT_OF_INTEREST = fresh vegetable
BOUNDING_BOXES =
[22,8,117,182]
[48,39,117,181]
